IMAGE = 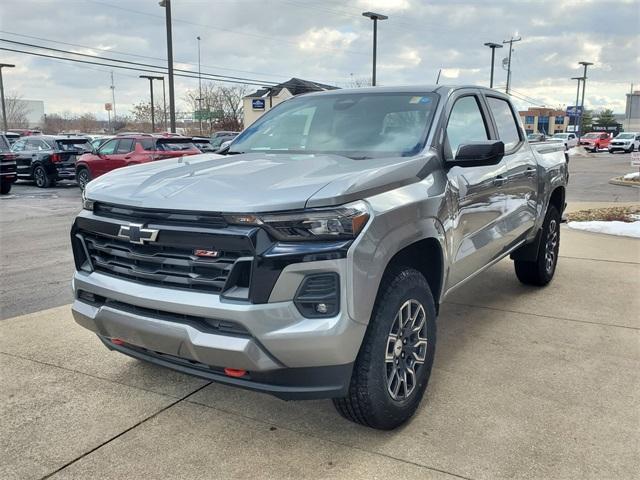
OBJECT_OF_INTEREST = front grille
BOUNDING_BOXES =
[94,202,228,228]
[82,231,244,293]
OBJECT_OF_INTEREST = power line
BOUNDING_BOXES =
[0,38,278,86]
[0,30,289,80]
[0,47,273,87]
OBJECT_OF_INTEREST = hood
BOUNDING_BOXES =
[85,152,435,213]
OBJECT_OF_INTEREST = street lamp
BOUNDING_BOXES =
[362,11,388,86]
[140,75,163,132]
[159,0,176,133]
[0,63,16,132]
[197,35,203,135]
[483,42,503,88]
[577,61,593,140]
[571,76,583,135]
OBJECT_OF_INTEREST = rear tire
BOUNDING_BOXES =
[514,205,560,286]
[0,180,11,194]
[333,267,436,430]
[33,165,53,188]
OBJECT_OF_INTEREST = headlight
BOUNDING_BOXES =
[225,200,370,241]
[82,190,94,211]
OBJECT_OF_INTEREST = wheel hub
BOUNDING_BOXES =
[385,299,428,401]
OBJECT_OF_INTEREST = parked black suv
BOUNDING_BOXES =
[0,134,17,194]
[12,135,91,187]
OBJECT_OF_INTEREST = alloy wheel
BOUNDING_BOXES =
[34,167,46,187]
[545,219,558,274]
[385,299,428,401]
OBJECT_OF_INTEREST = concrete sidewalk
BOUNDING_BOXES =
[1,227,638,480]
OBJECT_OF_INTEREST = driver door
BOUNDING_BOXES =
[444,92,510,288]
[93,138,118,177]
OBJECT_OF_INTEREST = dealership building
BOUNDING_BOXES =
[518,107,569,135]
[243,78,337,126]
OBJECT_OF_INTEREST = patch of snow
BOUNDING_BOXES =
[623,172,639,180]
[568,221,640,238]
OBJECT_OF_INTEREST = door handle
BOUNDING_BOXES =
[525,167,536,177]
[493,175,508,186]
[124,155,132,160]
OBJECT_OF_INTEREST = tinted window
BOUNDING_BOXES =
[11,139,26,152]
[487,97,521,150]
[156,140,198,151]
[139,139,155,151]
[116,139,135,153]
[56,140,91,151]
[99,139,118,155]
[26,138,49,151]
[0,135,10,151]
[446,96,489,157]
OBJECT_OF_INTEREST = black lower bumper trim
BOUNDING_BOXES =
[98,335,353,400]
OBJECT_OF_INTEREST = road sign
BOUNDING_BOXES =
[194,109,223,120]
[104,103,112,111]
[566,106,583,117]
[631,152,640,167]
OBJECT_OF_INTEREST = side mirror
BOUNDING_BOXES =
[448,140,504,167]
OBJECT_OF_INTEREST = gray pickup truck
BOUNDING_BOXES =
[71,86,567,429]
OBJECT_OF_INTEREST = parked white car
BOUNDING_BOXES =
[550,133,578,150]
[608,132,640,153]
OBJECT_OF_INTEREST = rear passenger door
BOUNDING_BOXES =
[444,91,510,288]
[485,95,538,247]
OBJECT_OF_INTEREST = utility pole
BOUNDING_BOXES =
[160,0,177,133]
[571,76,583,134]
[362,11,388,86]
[577,61,593,141]
[0,63,16,132]
[502,36,521,94]
[197,36,203,135]
[484,42,503,88]
[627,83,634,130]
[110,71,117,131]
[140,75,163,132]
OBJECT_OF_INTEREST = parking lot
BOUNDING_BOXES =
[1,150,639,479]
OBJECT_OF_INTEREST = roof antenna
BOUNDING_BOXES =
[436,69,441,85]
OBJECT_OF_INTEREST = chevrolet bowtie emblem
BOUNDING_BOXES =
[118,223,159,245]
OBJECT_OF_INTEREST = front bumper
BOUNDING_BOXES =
[71,266,365,399]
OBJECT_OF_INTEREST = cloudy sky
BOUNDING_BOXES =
[0,0,638,120]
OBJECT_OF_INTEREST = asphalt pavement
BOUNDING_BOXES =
[0,150,638,320]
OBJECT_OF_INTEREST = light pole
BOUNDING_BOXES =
[362,11,388,86]
[571,76,583,135]
[159,0,176,133]
[0,63,16,132]
[160,76,167,132]
[197,36,203,135]
[577,61,593,140]
[502,36,522,94]
[483,42,503,88]
[140,75,163,132]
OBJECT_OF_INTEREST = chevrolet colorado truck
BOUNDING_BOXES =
[71,86,567,429]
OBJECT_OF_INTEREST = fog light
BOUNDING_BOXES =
[315,303,328,314]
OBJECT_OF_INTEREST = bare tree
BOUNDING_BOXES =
[183,83,247,134]
[345,75,372,88]
[5,92,30,128]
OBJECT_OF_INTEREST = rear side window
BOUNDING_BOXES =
[139,139,155,150]
[487,97,521,151]
[0,136,10,151]
[116,139,135,153]
[26,138,49,151]
[446,96,489,158]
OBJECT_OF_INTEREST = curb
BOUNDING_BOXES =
[609,177,640,188]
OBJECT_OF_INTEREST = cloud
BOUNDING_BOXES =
[298,28,358,52]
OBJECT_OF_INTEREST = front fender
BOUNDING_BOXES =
[347,178,447,325]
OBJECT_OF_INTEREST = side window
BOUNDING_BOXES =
[486,97,521,151]
[98,139,118,155]
[116,139,135,153]
[139,139,154,151]
[12,139,26,152]
[446,96,489,158]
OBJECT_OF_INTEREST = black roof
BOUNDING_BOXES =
[246,77,338,98]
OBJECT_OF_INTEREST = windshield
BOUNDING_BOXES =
[228,92,439,158]
[56,140,91,151]
[584,133,600,138]
[616,133,634,139]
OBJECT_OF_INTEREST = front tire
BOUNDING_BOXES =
[76,167,91,191]
[33,165,54,188]
[333,267,436,430]
[514,205,560,286]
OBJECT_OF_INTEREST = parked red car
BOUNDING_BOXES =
[579,132,611,152]
[75,135,201,190]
